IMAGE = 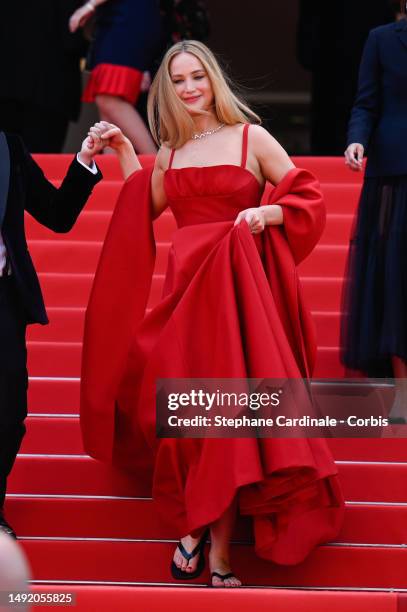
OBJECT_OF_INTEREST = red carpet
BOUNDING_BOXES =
[5,154,406,610]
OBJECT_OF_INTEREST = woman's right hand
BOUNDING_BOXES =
[344,143,364,171]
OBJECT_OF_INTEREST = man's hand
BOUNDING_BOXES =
[345,143,364,171]
[78,130,105,167]
[78,121,132,167]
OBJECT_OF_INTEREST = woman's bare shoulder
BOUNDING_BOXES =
[249,124,281,148]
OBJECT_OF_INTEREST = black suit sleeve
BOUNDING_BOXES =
[347,29,381,149]
[21,139,103,233]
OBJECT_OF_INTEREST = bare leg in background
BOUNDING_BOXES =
[96,94,157,154]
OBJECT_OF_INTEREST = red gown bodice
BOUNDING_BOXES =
[164,123,264,227]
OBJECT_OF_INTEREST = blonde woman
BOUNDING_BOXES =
[81,40,344,588]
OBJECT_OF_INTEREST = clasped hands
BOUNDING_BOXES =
[78,121,130,167]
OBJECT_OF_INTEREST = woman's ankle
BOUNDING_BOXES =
[209,550,230,564]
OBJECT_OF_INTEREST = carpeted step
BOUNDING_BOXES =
[298,245,347,277]
[37,273,93,306]
[29,241,170,274]
[30,585,398,612]
[30,240,348,278]
[22,416,406,460]
[320,213,354,244]
[26,341,344,377]
[9,455,153,497]
[35,272,346,315]
[8,455,407,502]
[6,494,407,546]
[19,539,407,589]
[327,438,407,462]
[26,210,113,242]
[28,378,79,415]
[313,347,344,378]
[22,417,85,454]
[27,307,85,343]
[27,308,342,346]
[26,209,355,246]
[313,311,340,347]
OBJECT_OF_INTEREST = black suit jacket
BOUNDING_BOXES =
[2,133,102,324]
[347,19,407,177]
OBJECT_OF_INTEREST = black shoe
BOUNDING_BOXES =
[170,528,209,580]
[0,512,17,539]
[209,571,241,587]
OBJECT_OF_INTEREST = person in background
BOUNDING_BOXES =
[0,129,104,538]
[342,2,407,423]
[69,0,162,153]
[0,1,87,153]
[296,0,395,154]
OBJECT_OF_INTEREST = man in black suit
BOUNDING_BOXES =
[0,130,103,537]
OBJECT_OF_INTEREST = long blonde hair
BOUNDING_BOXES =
[147,40,261,149]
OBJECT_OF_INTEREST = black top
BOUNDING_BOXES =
[1,133,102,324]
[347,19,407,177]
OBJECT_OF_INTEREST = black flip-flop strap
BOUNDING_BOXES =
[177,539,203,561]
[211,571,235,580]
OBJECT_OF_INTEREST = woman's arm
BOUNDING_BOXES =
[234,125,295,232]
[91,121,168,217]
[151,146,170,219]
[69,0,109,32]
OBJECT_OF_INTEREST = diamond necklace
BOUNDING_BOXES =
[192,123,225,140]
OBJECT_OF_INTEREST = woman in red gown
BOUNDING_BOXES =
[81,40,344,587]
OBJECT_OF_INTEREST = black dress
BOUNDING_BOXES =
[341,20,407,376]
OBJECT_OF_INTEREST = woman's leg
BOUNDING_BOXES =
[172,496,242,585]
[208,496,242,587]
[172,530,206,573]
[95,94,157,154]
[389,356,407,421]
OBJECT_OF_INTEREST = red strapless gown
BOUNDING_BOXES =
[81,126,344,565]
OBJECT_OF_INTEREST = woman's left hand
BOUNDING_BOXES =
[234,207,266,233]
